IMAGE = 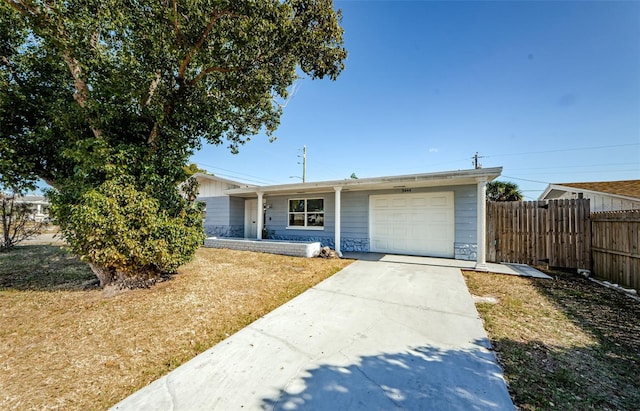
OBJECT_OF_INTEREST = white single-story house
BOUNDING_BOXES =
[193,167,502,270]
[9,195,50,222]
[539,180,640,212]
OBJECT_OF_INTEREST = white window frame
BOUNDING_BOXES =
[287,198,325,230]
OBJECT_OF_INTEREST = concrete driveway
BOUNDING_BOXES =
[112,258,515,410]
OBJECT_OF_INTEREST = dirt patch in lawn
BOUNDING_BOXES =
[463,269,640,411]
[0,246,351,410]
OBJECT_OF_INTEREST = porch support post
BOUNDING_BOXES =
[475,179,489,271]
[256,191,264,240]
[334,186,342,256]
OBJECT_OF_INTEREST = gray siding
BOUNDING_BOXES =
[341,191,369,251]
[258,184,479,253]
[453,185,477,245]
[229,197,245,226]
[201,195,243,237]
[202,196,230,226]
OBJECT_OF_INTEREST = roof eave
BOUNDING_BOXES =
[190,173,257,188]
[225,167,502,197]
[539,183,640,202]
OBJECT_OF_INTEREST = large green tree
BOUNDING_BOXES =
[0,0,346,288]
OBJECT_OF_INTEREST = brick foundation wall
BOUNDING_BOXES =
[204,238,321,258]
[454,242,477,261]
[205,225,243,238]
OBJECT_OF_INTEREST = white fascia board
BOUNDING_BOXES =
[225,167,503,197]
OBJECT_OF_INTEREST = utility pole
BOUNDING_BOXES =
[299,145,307,183]
[291,146,307,182]
[472,151,484,169]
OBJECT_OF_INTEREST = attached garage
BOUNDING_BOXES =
[369,192,455,257]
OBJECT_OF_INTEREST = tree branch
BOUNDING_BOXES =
[152,9,243,144]
[177,8,241,81]
[171,0,184,47]
[149,64,241,143]
[145,71,162,106]
[187,66,240,86]
[147,103,174,145]
[61,50,88,108]
[0,56,26,88]
[61,49,103,140]
[2,0,39,16]
[12,1,105,142]
[41,176,56,189]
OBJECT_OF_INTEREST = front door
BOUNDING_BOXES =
[244,199,258,238]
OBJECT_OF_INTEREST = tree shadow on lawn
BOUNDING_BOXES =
[532,269,640,360]
[261,341,514,411]
[490,336,640,411]
[0,245,97,291]
[509,269,640,410]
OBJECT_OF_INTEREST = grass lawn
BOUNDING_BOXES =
[0,246,351,410]
[464,269,640,411]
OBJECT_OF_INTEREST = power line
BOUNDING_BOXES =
[378,143,639,174]
[506,168,639,177]
[195,163,278,185]
[205,172,271,186]
[501,175,551,184]
[485,143,639,158]
[499,168,640,191]
[194,141,638,186]
[506,162,638,172]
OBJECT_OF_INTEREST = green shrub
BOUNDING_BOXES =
[52,176,204,288]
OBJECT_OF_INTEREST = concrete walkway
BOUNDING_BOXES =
[112,258,515,410]
[343,252,551,279]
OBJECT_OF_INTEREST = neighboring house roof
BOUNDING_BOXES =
[225,167,503,197]
[539,180,640,202]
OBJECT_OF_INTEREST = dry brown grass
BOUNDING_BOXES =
[0,246,351,410]
[464,269,640,410]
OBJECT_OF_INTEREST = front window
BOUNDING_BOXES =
[288,198,324,228]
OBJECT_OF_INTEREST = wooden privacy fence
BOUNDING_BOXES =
[591,210,640,291]
[486,199,591,269]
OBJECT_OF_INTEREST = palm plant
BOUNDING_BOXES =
[487,181,523,201]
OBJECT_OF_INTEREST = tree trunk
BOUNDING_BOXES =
[88,263,116,287]
[88,262,166,289]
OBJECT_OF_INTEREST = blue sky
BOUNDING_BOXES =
[191,0,640,200]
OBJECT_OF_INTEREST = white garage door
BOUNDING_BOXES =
[370,192,454,257]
